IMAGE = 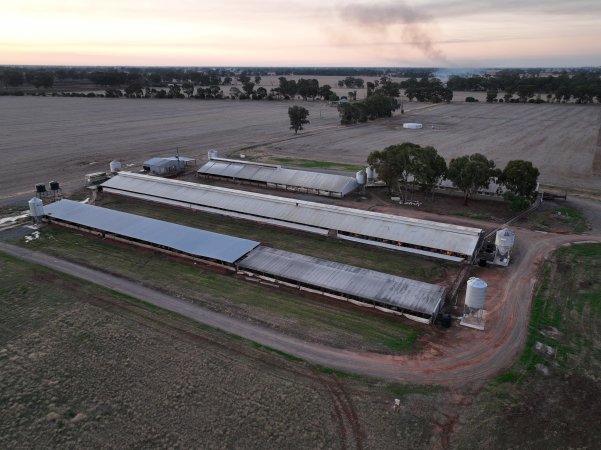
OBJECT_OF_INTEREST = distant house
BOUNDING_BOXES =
[142,156,196,176]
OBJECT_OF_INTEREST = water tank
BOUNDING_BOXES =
[356,170,366,185]
[372,167,378,181]
[495,228,515,257]
[109,160,122,173]
[403,123,423,129]
[208,149,218,159]
[366,166,374,181]
[49,180,60,191]
[35,183,46,193]
[465,277,487,309]
[28,197,44,220]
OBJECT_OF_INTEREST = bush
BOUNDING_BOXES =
[503,192,531,211]
[465,96,479,102]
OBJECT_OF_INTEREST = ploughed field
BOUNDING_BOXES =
[1,97,599,203]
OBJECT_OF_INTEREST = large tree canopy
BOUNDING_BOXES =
[501,160,540,199]
[288,105,310,134]
[447,153,499,205]
[367,142,446,199]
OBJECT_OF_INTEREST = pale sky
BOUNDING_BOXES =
[1,0,600,67]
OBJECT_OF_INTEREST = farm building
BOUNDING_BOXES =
[101,173,483,262]
[238,246,446,323]
[43,199,260,265]
[142,156,196,176]
[197,156,358,198]
[42,200,446,323]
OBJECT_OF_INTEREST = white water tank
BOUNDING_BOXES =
[495,228,515,257]
[465,277,487,309]
[208,149,218,159]
[28,197,44,221]
[366,166,374,181]
[403,123,423,129]
[356,170,366,185]
[109,160,122,173]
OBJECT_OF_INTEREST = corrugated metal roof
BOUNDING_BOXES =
[238,246,445,316]
[44,199,260,264]
[102,173,482,257]
[198,158,358,195]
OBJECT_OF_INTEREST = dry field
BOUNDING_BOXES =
[2,97,599,205]
[0,251,445,449]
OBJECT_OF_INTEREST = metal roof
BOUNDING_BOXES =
[238,246,446,317]
[44,199,260,264]
[198,158,358,195]
[144,157,196,167]
[102,173,482,257]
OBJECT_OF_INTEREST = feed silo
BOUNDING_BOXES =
[28,197,44,223]
[494,228,515,266]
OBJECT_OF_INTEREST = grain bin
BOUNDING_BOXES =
[356,170,366,185]
[28,197,44,222]
[495,228,515,258]
[109,160,122,173]
[465,277,487,310]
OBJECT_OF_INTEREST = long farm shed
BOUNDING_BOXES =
[44,199,260,265]
[198,157,358,198]
[238,246,445,322]
[42,199,446,323]
[101,172,483,262]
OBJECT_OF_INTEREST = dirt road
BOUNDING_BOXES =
[2,225,598,386]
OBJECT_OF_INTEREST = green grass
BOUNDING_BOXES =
[557,207,588,232]
[96,195,449,283]
[499,243,601,382]
[15,226,424,354]
[385,383,441,397]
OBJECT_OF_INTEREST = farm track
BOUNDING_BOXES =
[2,219,600,389]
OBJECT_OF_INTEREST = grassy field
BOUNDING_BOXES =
[517,202,590,233]
[0,251,444,449]
[14,224,431,354]
[451,243,601,449]
[96,194,452,283]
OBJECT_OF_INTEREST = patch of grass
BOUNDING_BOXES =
[14,227,424,354]
[557,207,589,233]
[504,243,601,380]
[96,195,450,283]
[385,383,441,397]
[251,343,305,362]
[494,370,520,384]
[313,364,361,379]
[453,211,494,221]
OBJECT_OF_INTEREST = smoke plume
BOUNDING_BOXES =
[340,2,447,63]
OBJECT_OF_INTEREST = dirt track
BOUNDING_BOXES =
[2,225,598,387]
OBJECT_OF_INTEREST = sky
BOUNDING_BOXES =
[1,0,601,67]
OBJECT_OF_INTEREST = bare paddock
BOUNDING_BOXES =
[1,97,600,201]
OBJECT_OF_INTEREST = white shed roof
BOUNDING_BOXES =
[44,199,260,264]
[198,158,358,195]
[239,246,446,317]
[102,173,482,258]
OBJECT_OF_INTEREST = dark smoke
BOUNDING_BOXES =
[340,2,447,62]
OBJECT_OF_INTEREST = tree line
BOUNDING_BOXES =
[446,69,601,104]
[367,143,540,209]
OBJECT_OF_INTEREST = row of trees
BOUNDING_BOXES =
[447,70,601,104]
[367,143,540,209]
[338,95,400,124]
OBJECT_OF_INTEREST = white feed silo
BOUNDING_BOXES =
[465,277,487,310]
[495,228,515,258]
[109,160,122,173]
[356,170,366,185]
[28,197,44,223]
[460,277,487,330]
[208,149,218,159]
[366,166,374,182]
